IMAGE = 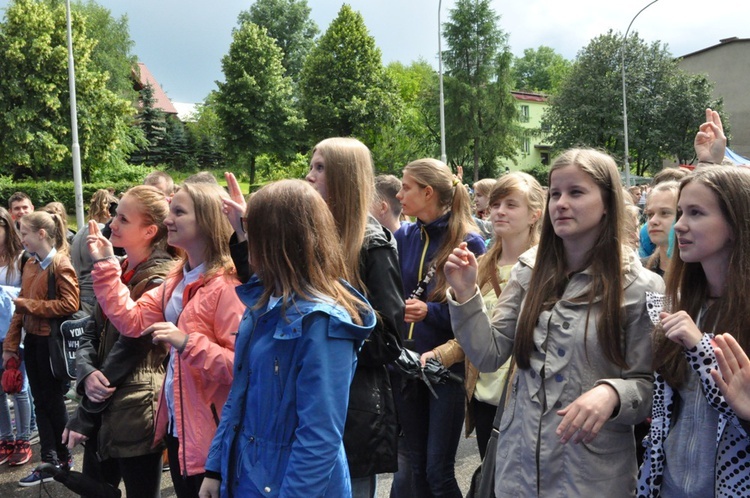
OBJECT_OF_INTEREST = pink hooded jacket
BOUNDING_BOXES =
[92,257,243,476]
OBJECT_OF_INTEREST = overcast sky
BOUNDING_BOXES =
[0,0,747,103]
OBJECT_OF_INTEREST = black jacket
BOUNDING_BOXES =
[343,216,404,477]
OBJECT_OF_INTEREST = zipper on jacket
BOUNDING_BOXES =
[408,226,430,341]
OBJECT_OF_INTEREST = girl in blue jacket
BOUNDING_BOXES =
[199,179,376,498]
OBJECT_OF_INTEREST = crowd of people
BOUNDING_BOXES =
[0,107,748,498]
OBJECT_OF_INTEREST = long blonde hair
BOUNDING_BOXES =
[312,137,373,289]
[21,211,70,258]
[172,183,234,279]
[477,172,544,292]
[245,179,368,324]
[403,158,477,301]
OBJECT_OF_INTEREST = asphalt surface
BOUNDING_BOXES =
[0,400,481,497]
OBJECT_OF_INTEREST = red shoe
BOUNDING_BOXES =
[8,440,32,466]
[0,440,14,465]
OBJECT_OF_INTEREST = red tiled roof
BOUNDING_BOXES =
[133,62,178,115]
[511,91,548,102]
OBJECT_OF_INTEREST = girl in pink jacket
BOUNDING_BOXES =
[87,182,244,498]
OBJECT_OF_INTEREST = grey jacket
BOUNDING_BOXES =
[448,247,664,497]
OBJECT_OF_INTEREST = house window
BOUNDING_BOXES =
[541,152,550,165]
[520,105,530,122]
[522,138,531,154]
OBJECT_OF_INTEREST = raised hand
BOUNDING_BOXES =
[86,219,115,261]
[223,172,248,241]
[694,108,726,164]
[711,334,750,420]
[444,242,479,304]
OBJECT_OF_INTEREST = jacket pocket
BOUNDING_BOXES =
[100,382,155,448]
[579,424,634,481]
[240,437,291,498]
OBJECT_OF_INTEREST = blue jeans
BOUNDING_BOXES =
[0,341,32,441]
[393,377,465,498]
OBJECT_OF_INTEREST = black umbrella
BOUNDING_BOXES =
[36,463,122,498]
[393,348,463,398]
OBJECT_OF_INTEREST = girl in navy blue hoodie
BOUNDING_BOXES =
[394,158,485,497]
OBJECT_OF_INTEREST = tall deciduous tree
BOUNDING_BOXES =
[237,0,317,84]
[512,46,572,94]
[299,4,400,141]
[443,0,520,181]
[0,0,139,181]
[216,21,303,184]
[543,31,722,175]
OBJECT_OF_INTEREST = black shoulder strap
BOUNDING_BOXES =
[47,261,56,300]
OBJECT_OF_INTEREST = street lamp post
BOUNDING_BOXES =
[66,0,85,228]
[438,0,447,164]
[621,0,659,187]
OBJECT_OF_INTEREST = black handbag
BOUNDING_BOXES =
[466,359,515,498]
[47,265,89,381]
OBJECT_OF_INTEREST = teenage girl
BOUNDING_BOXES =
[2,211,80,486]
[64,186,176,497]
[428,172,544,459]
[394,158,485,497]
[445,148,664,496]
[86,182,244,498]
[0,207,32,467]
[642,181,679,277]
[199,179,376,498]
[638,166,750,497]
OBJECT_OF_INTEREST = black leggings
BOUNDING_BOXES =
[165,434,204,498]
[24,333,70,464]
[81,432,163,498]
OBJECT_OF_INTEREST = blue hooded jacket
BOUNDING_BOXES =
[205,276,375,497]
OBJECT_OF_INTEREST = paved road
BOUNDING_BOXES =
[1,401,481,497]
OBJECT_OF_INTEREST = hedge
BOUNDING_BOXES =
[0,179,138,214]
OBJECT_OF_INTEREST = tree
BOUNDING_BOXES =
[299,4,400,141]
[216,22,303,184]
[543,31,722,175]
[443,0,520,181]
[71,0,138,100]
[0,0,140,181]
[512,46,571,94]
[237,0,317,84]
[129,83,167,166]
[369,61,441,173]
[185,92,225,170]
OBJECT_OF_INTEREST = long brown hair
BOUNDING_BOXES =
[119,185,171,253]
[0,207,23,282]
[403,158,477,301]
[514,149,627,370]
[477,172,544,292]
[654,166,750,388]
[312,137,373,289]
[244,179,368,324]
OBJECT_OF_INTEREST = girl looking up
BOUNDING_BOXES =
[200,179,375,498]
[86,182,244,498]
[64,185,176,497]
[445,148,663,496]
[638,166,750,497]
[642,181,679,277]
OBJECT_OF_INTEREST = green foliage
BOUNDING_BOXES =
[0,176,136,211]
[129,83,167,165]
[299,4,401,141]
[543,31,722,176]
[216,22,304,184]
[512,46,572,94]
[185,92,225,170]
[238,0,318,84]
[89,162,153,183]
[442,0,521,181]
[70,0,138,100]
[0,0,139,181]
[522,164,550,187]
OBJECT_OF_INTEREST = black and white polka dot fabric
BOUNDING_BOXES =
[637,334,750,497]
